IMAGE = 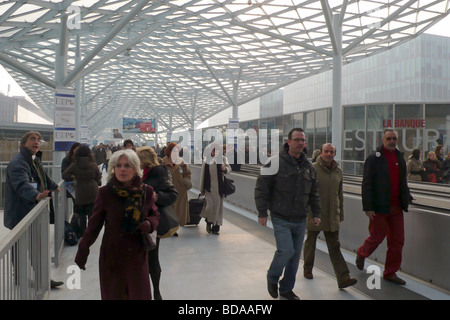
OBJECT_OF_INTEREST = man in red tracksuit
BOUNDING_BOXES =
[356,129,412,285]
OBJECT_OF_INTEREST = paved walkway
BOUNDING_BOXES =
[1,189,448,300]
[46,198,369,300]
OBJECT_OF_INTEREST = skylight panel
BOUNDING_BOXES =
[9,5,48,23]
[224,3,253,14]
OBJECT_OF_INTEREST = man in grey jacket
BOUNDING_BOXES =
[4,131,63,288]
[303,143,357,289]
[255,128,321,300]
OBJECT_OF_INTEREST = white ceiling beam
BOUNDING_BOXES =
[162,81,192,124]
[196,49,235,107]
[343,0,418,56]
[62,0,151,86]
[230,19,333,57]
[320,0,340,55]
[0,52,57,88]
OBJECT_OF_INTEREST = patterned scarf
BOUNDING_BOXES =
[108,177,144,233]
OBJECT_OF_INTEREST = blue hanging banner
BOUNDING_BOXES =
[54,87,76,151]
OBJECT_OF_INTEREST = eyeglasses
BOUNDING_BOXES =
[385,137,398,141]
[291,138,306,143]
[115,164,133,169]
[29,137,41,143]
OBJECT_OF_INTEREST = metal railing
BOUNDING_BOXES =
[0,181,69,300]
[0,199,50,300]
[0,161,56,209]
[52,180,70,268]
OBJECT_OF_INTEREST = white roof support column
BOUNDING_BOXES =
[167,109,173,143]
[55,14,68,86]
[75,35,82,142]
[331,14,343,162]
[191,90,198,129]
[81,78,87,138]
[231,67,242,121]
[54,13,70,182]
[321,0,340,55]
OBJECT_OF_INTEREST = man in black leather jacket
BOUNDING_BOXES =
[356,129,412,285]
[255,128,321,300]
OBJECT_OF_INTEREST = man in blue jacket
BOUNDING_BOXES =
[4,131,63,288]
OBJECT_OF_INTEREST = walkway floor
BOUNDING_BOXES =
[46,189,449,301]
[46,197,368,301]
[1,189,449,301]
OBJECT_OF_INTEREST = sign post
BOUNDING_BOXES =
[54,87,76,151]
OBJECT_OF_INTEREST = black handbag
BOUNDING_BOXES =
[157,205,180,238]
[141,185,157,250]
[223,176,235,197]
[142,231,157,251]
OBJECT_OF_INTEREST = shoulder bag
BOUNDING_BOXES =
[141,185,157,250]
[223,176,235,197]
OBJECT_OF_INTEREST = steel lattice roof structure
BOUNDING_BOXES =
[0,0,449,141]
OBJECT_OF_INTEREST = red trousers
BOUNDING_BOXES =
[357,206,404,279]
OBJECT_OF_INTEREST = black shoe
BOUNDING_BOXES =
[304,271,313,279]
[267,277,278,298]
[279,291,300,300]
[51,280,64,288]
[384,275,406,285]
[356,254,365,270]
[338,278,357,289]
[211,225,220,235]
[206,223,212,234]
[153,291,163,300]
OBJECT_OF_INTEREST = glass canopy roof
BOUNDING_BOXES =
[0,0,448,140]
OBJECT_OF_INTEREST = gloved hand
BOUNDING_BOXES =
[137,220,151,234]
[74,249,89,270]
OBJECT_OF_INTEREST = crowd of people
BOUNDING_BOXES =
[3,129,448,300]
[406,144,450,184]
[64,138,234,299]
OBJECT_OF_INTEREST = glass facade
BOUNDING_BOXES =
[0,128,54,162]
[342,103,449,175]
[202,103,449,181]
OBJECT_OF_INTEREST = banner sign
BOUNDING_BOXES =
[54,87,76,151]
[123,117,156,133]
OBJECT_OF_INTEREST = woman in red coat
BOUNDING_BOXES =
[75,149,159,300]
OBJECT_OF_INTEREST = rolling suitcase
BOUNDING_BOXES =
[187,195,205,225]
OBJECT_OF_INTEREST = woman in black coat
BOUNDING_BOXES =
[62,145,102,237]
[136,146,178,300]
[61,142,81,201]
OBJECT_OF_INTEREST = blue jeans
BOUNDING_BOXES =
[267,216,306,294]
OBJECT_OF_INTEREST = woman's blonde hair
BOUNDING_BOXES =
[136,146,159,169]
[426,151,436,160]
[107,149,142,182]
